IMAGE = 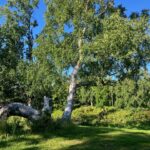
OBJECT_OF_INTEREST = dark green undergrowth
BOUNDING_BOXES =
[0,106,150,136]
[53,106,150,129]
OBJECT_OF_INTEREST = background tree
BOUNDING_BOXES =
[0,0,39,103]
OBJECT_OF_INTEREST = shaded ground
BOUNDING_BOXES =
[0,126,150,150]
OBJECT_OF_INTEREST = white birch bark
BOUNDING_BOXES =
[62,27,86,121]
[62,1,89,121]
[62,61,80,120]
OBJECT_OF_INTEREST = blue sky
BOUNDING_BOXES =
[115,0,150,15]
[1,0,150,35]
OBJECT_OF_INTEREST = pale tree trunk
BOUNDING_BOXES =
[0,96,52,122]
[42,96,52,117]
[62,1,89,121]
[62,33,86,121]
[62,61,80,121]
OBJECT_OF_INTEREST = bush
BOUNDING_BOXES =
[0,120,7,134]
[2,107,148,134]
[52,110,63,121]
[72,106,105,126]
[71,106,150,128]
[0,116,31,134]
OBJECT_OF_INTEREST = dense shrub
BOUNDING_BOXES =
[0,107,149,134]
[52,106,150,129]
[103,108,150,129]
[72,106,103,126]
[52,109,63,121]
[0,116,31,134]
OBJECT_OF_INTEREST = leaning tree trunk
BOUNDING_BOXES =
[0,96,52,122]
[62,36,86,121]
[62,61,80,121]
[62,1,90,121]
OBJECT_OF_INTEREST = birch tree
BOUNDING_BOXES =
[36,0,149,121]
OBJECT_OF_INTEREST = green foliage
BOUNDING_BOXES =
[0,120,7,134]
[114,71,150,108]
[52,110,63,121]
[69,106,150,128]
[39,1,150,93]
[105,108,150,129]
[77,86,110,107]
[0,0,39,103]
[21,59,68,108]
[76,70,150,108]
[72,106,103,126]
[0,116,31,135]
[51,106,150,128]
[0,63,26,103]
[114,79,136,108]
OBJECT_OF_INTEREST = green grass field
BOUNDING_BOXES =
[0,126,150,150]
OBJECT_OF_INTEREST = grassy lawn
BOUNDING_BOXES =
[0,126,150,150]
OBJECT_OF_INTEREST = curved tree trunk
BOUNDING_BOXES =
[62,0,90,121]
[62,38,86,121]
[62,62,80,121]
[0,96,52,122]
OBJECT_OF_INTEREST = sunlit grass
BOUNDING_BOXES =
[0,126,150,150]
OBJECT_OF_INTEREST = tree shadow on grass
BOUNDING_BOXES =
[0,135,42,150]
[56,126,150,150]
[0,140,10,149]
[35,125,150,150]
[21,146,40,150]
[0,126,150,150]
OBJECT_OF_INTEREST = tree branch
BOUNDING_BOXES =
[0,96,52,122]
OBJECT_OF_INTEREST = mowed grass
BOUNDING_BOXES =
[0,126,150,150]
